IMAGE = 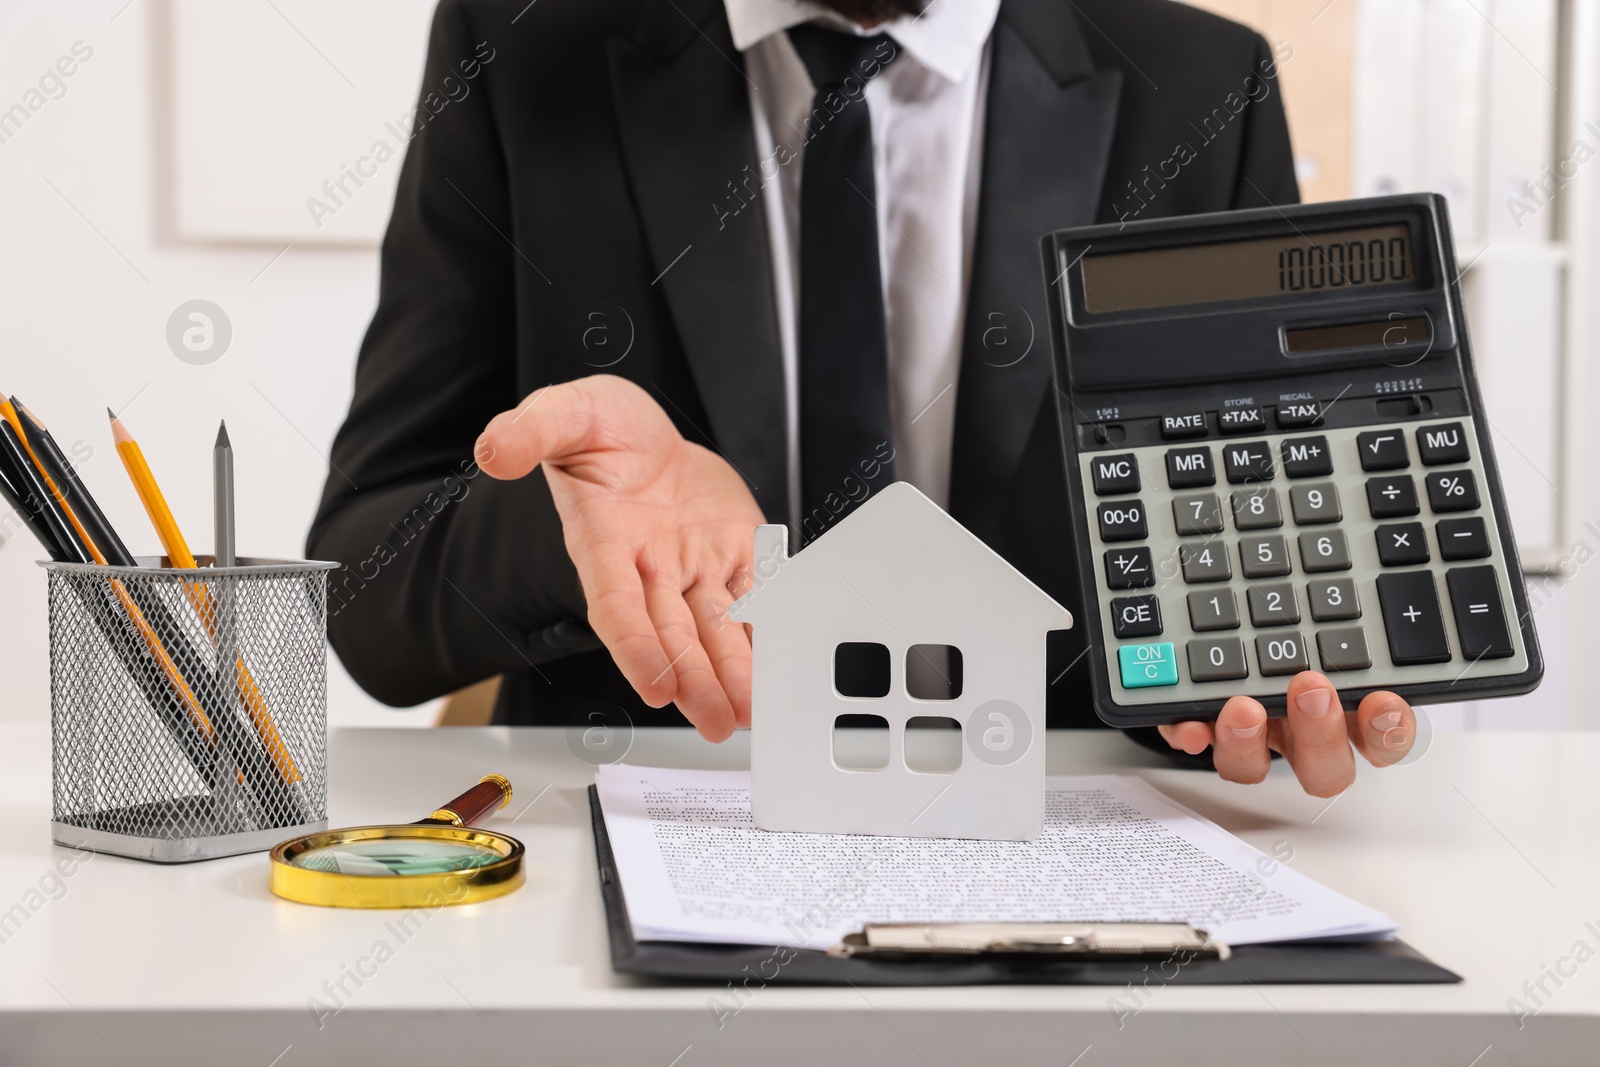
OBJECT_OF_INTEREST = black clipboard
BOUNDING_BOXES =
[588,787,1459,986]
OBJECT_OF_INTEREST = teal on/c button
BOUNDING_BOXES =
[1118,642,1179,688]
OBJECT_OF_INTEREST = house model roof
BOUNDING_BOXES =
[728,481,1072,633]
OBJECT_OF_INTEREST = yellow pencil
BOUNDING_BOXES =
[111,411,301,786]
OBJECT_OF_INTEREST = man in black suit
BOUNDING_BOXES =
[310,0,1419,796]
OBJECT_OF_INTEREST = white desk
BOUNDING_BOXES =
[0,724,1595,1066]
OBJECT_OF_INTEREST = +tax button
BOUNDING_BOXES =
[1118,642,1179,688]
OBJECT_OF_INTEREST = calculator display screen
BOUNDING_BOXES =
[1081,223,1414,313]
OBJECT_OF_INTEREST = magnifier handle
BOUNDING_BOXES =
[424,774,513,826]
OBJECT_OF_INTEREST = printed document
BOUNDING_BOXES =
[594,765,1395,948]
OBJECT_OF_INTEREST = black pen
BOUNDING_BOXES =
[0,433,70,561]
[11,399,137,565]
[0,420,86,564]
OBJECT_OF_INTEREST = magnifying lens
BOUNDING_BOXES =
[269,774,525,908]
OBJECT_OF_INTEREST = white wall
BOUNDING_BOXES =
[0,0,433,726]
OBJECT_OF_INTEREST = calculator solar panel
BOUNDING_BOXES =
[1041,194,1542,727]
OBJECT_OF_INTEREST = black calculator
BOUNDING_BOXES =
[1041,193,1542,727]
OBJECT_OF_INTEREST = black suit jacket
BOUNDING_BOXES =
[308,0,1300,732]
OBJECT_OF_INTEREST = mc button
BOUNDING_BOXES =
[1091,453,1140,495]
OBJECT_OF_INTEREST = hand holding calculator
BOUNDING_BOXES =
[1043,194,1542,728]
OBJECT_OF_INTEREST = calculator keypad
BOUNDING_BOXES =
[1081,417,1527,705]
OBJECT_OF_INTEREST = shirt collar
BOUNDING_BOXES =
[723,0,998,84]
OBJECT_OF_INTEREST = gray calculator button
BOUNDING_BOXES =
[1317,627,1373,673]
[1290,483,1342,525]
[1187,637,1249,682]
[1239,534,1292,578]
[1247,583,1300,627]
[1230,488,1283,530]
[1172,493,1225,536]
[1308,578,1361,621]
[1255,631,1310,676]
[1187,589,1241,631]
[1298,529,1352,573]
[1180,541,1232,583]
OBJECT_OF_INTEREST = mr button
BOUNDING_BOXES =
[1166,447,1216,489]
[1091,453,1140,495]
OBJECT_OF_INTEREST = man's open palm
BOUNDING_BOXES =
[475,376,762,741]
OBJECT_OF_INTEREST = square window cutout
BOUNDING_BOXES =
[835,642,890,698]
[833,714,889,771]
[906,645,962,701]
[904,715,962,774]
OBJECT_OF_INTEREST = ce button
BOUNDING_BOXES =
[1110,594,1163,638]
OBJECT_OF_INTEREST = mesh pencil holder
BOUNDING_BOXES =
[42,556,338,862]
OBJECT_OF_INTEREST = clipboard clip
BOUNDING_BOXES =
[829,922,1230,961]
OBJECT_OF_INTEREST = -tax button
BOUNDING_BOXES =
[1118,642,1179,688]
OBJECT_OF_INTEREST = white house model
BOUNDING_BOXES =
[728,482,1073,841]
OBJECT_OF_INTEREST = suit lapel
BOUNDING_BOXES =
[609,0,790,526]
[949,0,1121,539]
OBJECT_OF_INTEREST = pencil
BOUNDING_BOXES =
[0,414,218,733]
[213,421,235,568]
[111,410,303,790]
[0,416,227,784]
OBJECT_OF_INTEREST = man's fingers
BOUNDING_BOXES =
[577,545,676,708]
[1158,720,1214,756]
[1282,671,1355,797]
[641,569,736,742]
[1212,696,1271,784]
[1351,691,1415,766]
[688,576,753,730]
[473,382,588,479]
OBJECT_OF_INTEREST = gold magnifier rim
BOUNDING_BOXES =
[269,824,526,909]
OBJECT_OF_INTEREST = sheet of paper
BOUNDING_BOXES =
[594,765,1395,948]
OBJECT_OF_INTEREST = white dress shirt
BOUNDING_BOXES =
[723,0,999,522]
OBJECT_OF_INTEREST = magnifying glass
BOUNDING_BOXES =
[269,774,525,909]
